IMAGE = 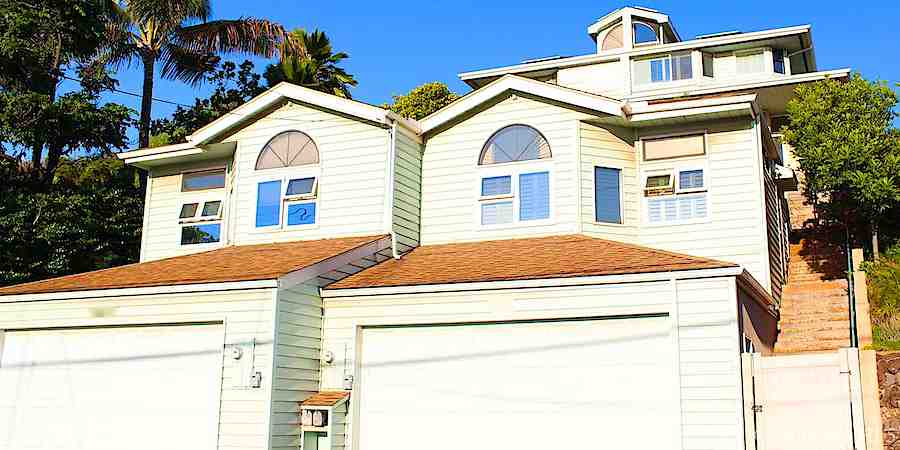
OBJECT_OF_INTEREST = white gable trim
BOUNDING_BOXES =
[419,75,624,134]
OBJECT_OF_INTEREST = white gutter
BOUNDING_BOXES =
[0,279,279,303]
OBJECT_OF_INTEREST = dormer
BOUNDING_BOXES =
[587,6,680,54]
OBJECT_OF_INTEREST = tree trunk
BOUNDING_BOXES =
[872,221,880,260]
[138,54,156,149]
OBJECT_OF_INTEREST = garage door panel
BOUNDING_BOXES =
[0,325,223,450]
[358,317,677,450]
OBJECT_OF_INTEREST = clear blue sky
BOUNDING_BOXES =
[90,0,899,147]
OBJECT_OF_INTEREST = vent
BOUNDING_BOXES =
[521,55,565,64]
[696,30,742,40]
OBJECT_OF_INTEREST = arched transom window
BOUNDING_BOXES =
[255,130,319,170]
[633,22,658,45]
[601,24,624,51]
[479,125,551,165]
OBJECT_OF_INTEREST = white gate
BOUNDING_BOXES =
[742,349,867,450]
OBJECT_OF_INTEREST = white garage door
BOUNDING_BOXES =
[0,324,224,450]
[357,316,677,450]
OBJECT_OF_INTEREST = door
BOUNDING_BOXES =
[0,324,224,450]
[356,316,677,450]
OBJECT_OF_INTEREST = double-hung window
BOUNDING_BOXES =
[254,131,320,230]
[179,169,225,245]
[478,125,552,227]
[633,52,692,86]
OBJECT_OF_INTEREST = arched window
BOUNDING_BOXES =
[601,24,624,51]
[479,125,551,165]
[633,22,658,45]
[255,131,319,170]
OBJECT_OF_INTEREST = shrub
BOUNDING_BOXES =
[864,245,900,344]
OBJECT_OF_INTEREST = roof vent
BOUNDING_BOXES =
[696,30,742,40]
[521,55,565,64]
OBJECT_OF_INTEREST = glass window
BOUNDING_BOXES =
[179,203,199,219]
[286,202,316,226]
[645,175,672,189]
[647,195,707,223]
[256,131,319,170]
[601,24,624,51]
[702,53,714,78]
[736,51,765,74]
[634,53,692,85]
[633,22,658,45]
[519,171,550,221]
[201,200,222,217]
[595,167,622,224]
[678,170,705,191]
[479,125,551,165]
[481,176,512,197]
[481,201,513,226]
[182,169,225,191]
[773,48,785,74]
[256,180,282,227]
[181,223,221,245]
[286,177,316,196]
[643,134,705,160]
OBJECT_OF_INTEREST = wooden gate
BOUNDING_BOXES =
[742,349,867,450]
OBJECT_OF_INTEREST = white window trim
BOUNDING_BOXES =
[251,165,321,233]
[639,130,709,162]
[180,167,227,192]
[631,52,695,90]
[475,160,555,230]
[632,21,660,47]
[178,187,225,246]
[640,159,711,227]
[592,164,627,226]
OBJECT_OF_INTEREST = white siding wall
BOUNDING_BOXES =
[637,119,771,290]
[393,128,422,253]
[0,288,278,450]
[320,276,744,450]
[228,102,390,245]
[420,96,585,244]
[579,122,639,242]
[270,282,323,450]
[556,60,627,98]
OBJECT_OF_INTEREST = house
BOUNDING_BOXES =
[0,7,851,450]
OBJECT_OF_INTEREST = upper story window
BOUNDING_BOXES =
[640,133,709,225]
[735,50,765,75]
[772,48,786,74]
[633,52,692,86]
[594,166,622,224]
[254,131,320,230]
[601,24,624,51]
[478,125,552,226]
[633,22,658,45]
[179,168,225,245]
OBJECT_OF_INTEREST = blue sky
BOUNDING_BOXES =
[85,0,899,146]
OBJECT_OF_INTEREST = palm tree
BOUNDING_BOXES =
[101,0,298,148]
[264,29,357,99]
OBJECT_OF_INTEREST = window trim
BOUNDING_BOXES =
[639,154,711,227]
[251,166,321,232]
[593,166,624,225]
[631,52,694,88]
[475,161,555,229]
[180,168,227,192]
[255,130,320,170]
[632,21,660,46]
[478,124,552,166]
[177,181,225,246]
[640,130,708,162]
[734,49,767,76]
[180,222,223,246]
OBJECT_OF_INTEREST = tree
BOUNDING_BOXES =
[151,59,266,146]
[385,82,459,120]
[783,73,900,258]
[264,28,357,98]
[99,0,296,148]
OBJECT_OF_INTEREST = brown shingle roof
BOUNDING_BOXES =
[0,235,387,296]
[301,391,350,407]
[330,235,737,289]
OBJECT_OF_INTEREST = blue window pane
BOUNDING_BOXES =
[256,180,282,227]
[519,172,550,221]
[287,202,316,226]
[633,22,658,44]
[481,176,511,196]
[679,170,704,190]
[286,177,316,196]
[594,167,622,223]
[481,201,513,225]
[181,224,220,245]
[650,58,670,82]
[773,49,785,74]
[673,53,693,80]
[182,170,225,191]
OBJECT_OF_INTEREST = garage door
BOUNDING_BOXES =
[357,316,677,450]
[0,324,224,450]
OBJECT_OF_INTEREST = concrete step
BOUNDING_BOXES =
[779,303,849,314]
[775,338,849,353]
[782,279,848,293]
[778,323,850,336]
[787,272,844,282]
[779,313,849,326]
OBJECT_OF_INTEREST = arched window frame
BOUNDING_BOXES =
[252,130,322,231]
[601,23,624,51]
[632,21,659,46]
[255,130,320,170]
[478,124,552,166]
[476,124,554,229]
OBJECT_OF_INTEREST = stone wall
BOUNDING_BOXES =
[877,352,900,449]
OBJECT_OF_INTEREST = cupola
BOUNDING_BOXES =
[587,6,681,53]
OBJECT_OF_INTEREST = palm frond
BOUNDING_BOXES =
[173,17,289,59]
[158,44,218,85]
[126,0,211,28]
[96,3,141,70]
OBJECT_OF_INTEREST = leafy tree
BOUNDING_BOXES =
[385,82,459,120]
[99,0,295,148]
[151,60,266,145]
[783,73,900,258]
[264,28,357,98]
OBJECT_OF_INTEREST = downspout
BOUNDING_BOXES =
[385,120,401,259]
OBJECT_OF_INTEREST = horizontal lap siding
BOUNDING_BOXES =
[321,278,741,450]
[579,122,639,242]
[763,164,786,301]
[639,120,770,288]
[0,288,278,450]
[230,103,390,245]
[556,61,626,99]
[393,129,423,253]
[271,283,323,450]
[420,96,583,244]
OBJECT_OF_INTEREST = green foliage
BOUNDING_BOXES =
[264,29,357,98]
[0,157,143,286]
[782,73,900,243]
[863,245,900,347]
[385,82,459,120]
[151,60,266,145]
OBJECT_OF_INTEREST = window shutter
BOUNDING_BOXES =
[594,167,622,224]
[648,198,663,223]
[518,172,550,221]
[481,201,513,225]
[256,180,282,227]
[679,170,704,190]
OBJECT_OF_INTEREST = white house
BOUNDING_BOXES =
[0,6,850,450]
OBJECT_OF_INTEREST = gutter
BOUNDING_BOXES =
[385,120,401,259]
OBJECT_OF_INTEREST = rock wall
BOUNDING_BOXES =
[878,352,900,449]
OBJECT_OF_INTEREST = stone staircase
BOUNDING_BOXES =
[775,231,851,353]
